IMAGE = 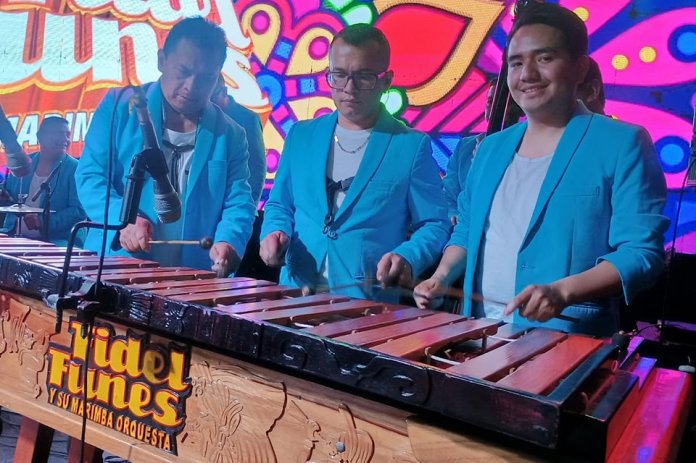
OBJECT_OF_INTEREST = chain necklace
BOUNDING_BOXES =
[334,133,370,154]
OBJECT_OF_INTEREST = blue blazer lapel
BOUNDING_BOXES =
[305,113,335,220]
[334,110,392,222]
[521,106,593,248]
[468,124,523,255]
[185,102,216,206]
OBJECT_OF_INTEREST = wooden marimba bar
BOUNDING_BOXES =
[0,236,691,462]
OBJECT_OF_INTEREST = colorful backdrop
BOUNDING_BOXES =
[0,0,695,249]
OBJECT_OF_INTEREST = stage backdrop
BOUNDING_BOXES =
[0,0,694,250]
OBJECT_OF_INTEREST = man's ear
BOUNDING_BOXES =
[576,55,590,86]
[157,49,165,73]
[382,70,393,91]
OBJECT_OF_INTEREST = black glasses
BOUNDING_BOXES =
[326,70,388,90]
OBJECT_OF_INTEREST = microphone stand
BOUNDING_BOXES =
[39,85,147,463]
[32,159,63,242]
[45,147,155,335]
[40,182,51,242]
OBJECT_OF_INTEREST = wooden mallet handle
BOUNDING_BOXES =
[148,236,213,249]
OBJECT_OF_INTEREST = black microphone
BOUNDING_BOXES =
[131,86,181,223]
[686,106,696,186]
[0,106,30,178]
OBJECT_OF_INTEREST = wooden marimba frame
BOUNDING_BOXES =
[0,236,691,462]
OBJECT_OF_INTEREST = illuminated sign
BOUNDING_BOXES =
[46,320,191,454]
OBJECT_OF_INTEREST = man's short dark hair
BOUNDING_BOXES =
[163,17,227,66]
[38,116,69,135]
[508,3,588,60]
[331,24,390,67]
[578,57,605,110]
[583,57,603,85]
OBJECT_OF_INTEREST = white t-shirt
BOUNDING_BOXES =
[163,128,196,196]
[476,152,554,320]
[151,128,195,267]
[320,124,372,283]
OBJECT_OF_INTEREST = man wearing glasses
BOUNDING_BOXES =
[260,23,449,299]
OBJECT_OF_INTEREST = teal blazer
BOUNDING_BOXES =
[75,81,256,270]
[2,153,86,245]
[261,108,450,300]
[443,135,478,218]
[220,97,266,207]
[449,105,669,336]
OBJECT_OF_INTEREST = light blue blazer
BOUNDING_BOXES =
[443,134,478,218]
[75,81,256,270]
[261,108,450,300]
[2,153,86,246]
[449,104,669,336]
[220,97,266,207]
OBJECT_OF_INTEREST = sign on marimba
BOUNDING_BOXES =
[46,319,191,454]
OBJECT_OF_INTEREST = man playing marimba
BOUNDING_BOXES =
[414,3,669,337]
[76,17,256,275]
[260,24,450,300]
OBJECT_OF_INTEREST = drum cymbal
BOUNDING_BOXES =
[0,204,55,214]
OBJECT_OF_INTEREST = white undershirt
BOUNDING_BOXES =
[163,128,196,196]
[476,152,554,320]
[151,129,195,267]
[321,124,372,283]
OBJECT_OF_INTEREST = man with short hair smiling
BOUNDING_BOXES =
[1,116,86,245]
[260,23,449,299]
[76,17,256,275]
[415,4,668,336]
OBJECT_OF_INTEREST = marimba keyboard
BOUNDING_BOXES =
[0,236,691,462]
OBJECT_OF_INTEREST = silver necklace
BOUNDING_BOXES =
[334,134,370,154]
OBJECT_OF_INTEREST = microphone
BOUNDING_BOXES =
[0,106,30,178]
[686,106,696,186]
[131,86,181,223]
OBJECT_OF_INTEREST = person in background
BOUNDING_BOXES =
[260,23,449,299]
[577,56,606,115]
[1,116,86,246]
[211,75,266,208]
[443,77,523,225]
[211,75,276,280]
[414,3,668,337]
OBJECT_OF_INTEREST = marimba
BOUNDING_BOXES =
[0,236,691,462]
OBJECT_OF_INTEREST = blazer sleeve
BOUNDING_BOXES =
[445,135,486,252]
[597,127,669,304]
[46,162,86,238]
[74,90,125,226]
[444,137,475,218]
[260,124,297,240]
[244,113,267,207]
[392,135,450,276]
[213,122,257,254]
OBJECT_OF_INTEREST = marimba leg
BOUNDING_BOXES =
[67,437,102,463]
[15,417,54,463]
